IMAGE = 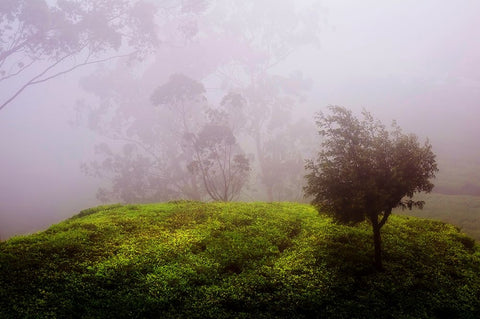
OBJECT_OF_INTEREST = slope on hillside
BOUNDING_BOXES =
[1,202,479,318]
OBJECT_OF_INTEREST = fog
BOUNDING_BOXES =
[1,0,480,239]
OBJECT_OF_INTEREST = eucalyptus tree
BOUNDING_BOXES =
[229,74,315,201]
[0,0,158,111]
[79,0,325,202]
[203,0,323,201]
[82,73,208,202]
[188,120,250,202]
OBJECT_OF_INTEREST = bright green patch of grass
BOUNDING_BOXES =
[1,201,479,318]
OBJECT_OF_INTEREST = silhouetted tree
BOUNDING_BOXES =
[82,73,251,202]
[151,74,207,134]
[81,74,208,202]
[304,105,438,270]
[150,74,209,200]
[78,0,325,203]
[188,121,250,201]
[208,0,322,201]
[221,74,315,201]
[152,81,250,202]
[0,0,157,111]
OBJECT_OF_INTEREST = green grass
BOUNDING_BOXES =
[1,201,479,318]
[395,193,480,240]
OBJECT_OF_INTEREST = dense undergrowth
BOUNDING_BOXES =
[1,201,479,318]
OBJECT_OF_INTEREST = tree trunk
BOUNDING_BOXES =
[266,184,273,202]
[371,216,383,271]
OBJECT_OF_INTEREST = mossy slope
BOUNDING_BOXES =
[1,202,479,318]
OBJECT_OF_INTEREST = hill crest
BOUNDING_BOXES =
[1,202,479,318]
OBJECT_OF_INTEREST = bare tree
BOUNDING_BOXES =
[188,111,250,201]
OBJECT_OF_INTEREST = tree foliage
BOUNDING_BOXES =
[222,74,316,201]
[305,105,438,269]
[0,0,157,111]
[151,77,250,202]
[78,0,324,203]
[82,73,208,202]
[188,111,250,201]
[82,74,251,202]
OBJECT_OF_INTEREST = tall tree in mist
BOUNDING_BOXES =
[151,83,250,201]
[203,0,322,201]
[81,73,208,202]
[227,74,316,201]
[150,73,208,200]
[79,0,324,202]
[304,106,438,270]
[82,73,251,202]
[189,120,250,201]
[0,0,157,111]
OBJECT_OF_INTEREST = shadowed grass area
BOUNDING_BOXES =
[1,201,479,318]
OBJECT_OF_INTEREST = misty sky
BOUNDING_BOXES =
[1,0,480,239]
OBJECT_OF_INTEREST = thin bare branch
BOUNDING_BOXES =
[0,58,35,82]
[30,51,135,85]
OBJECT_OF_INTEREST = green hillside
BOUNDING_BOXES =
[1,202,479,318]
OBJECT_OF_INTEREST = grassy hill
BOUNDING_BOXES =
[1,202,480,318]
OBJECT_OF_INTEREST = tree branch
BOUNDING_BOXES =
[30,51,135,85]
[0,49,135,111]
[0,59,35,82]
[0,38,28,66]
[378,207,392,229]
[0,50,78,111]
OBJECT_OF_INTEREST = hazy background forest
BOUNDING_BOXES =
[1,0,480,240]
